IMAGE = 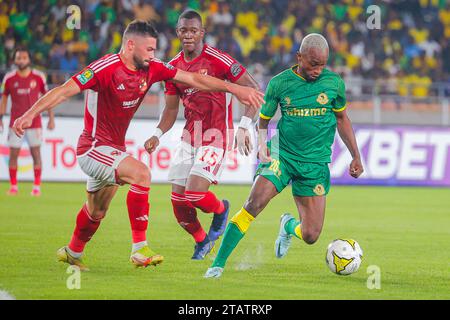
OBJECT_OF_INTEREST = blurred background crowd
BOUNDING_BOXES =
[0,0,449,98]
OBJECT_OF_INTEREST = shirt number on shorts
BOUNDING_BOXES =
[268,159,281,177]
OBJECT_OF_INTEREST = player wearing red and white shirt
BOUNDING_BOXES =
[144,11,260,260]
[12,20,264,270]
[0,48,55,196]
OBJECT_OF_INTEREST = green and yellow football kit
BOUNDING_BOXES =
[257,66,347,197]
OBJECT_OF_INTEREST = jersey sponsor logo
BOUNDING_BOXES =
[230,63,242,77]
[122,98,140,108]
[316,93,329,105]
[76,68,94,85]
[313,184,325,196]
[184,87,199,95]
[17,88,31,95]
[286,107,327,117]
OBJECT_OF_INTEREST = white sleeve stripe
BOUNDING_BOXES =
[91,57,119,71]
[205,49,234,66]
[205,49,232,67]
[1,71,16,85]
[169,52,181,63]
[91,59,119,72]
[93,59,120,73]
[89,56,115,69]
[205,47,234,64]
[89,54,119,69]
[32,70,47,84]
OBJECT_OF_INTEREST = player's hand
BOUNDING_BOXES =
[349,157,364,178]
[12,115,33,137]
[235,127,253,156]
[232,86,265,110]
[257,142,272,163]
[144,136,159,154]
[47,118,55,131]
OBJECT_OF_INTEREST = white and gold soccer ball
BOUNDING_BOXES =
[325,239,363,275]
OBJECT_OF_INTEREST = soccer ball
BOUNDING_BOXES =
[325,239,363,275]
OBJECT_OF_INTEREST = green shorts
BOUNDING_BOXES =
[255,155,330,197]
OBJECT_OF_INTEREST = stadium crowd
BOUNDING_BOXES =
[0,0,449,97]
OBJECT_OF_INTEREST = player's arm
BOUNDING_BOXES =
[172,69,265,109]
[47,109,55,130]
[40,73,56,131]
[0,94,7,133]
[333,78,363,178]
[256,78,279,163]
[0,77,9,133]
[12,79,80,137]
[234,72,261,155]
[144,94,180,154]
[334,108,363,178]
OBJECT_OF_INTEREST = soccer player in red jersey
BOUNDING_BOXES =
[0,48,55,196]
[12,20,264,270]
[144,10,260,259]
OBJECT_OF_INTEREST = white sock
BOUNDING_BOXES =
[132,241,147,253]
[66,246,82,259]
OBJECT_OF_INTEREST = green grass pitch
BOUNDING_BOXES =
[0,182,449,300]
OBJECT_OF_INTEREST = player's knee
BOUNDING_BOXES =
[132,166,151,187]
[301,228,321,245]
[90,207,107,220]
[244,197,266,215]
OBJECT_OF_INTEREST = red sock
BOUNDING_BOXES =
[9,167,17,186]
[34,167,41,186]
[68,204,102,253]
[185,190,225,214]
[127,185,150,244]
[171,192,206,243]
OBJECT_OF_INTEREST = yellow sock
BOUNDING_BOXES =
[294,224,303,239]
[230,207,255,233]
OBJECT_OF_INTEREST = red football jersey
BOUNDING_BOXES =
[165,44,246,149]
[1,69,47,128]
[72,54,178,155]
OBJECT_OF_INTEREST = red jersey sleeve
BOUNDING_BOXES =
[149,59,178,83]
[164,80,179,95]
[71,66,100,91]
[209,48,246,82]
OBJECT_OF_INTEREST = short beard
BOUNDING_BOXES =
[133,55,148,70]
[16,63,30,71]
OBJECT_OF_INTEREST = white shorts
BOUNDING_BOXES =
[8,128,42,148]
[168,141,226,187]
[77,145,129,193]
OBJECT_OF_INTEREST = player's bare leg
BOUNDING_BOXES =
[58,185,118,271]
[116,156,163,267]
[275,195,326,258]
[293,195,326,244]
[29,146,42,196]
[7,148,20,195]
[205,176,278,278]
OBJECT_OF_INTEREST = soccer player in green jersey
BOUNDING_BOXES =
[204,33,364,278]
